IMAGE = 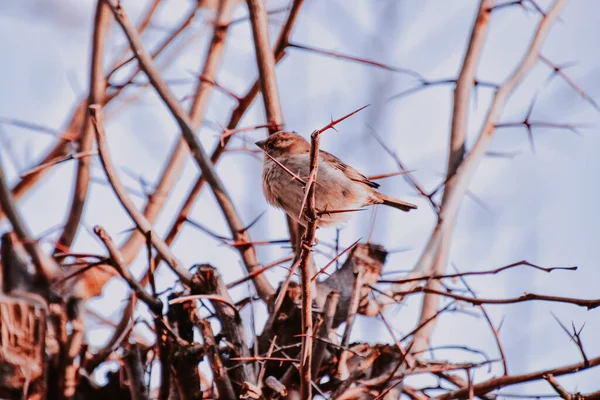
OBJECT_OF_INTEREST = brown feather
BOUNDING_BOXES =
[320,150,380,189]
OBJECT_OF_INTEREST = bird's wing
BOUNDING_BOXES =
[320,150,380,189]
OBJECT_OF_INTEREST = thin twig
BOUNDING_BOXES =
[54,0,111,255]
[89,105,193,285]
[434,355,600,399]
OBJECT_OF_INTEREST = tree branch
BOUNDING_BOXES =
[54,0,111,255]
[104,0,274,300]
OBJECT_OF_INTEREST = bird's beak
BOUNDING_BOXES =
[255,140,266,149]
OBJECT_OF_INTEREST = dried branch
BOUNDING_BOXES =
[94,226,163,315]
[395,285,600,309]
[152,0,305,280]
[89,105,193,285]
[337,266,364,379]
[403,0,568,354]
[191,264,256,393]
[410,0,494,354]
[198,318,236,399]
[247,0,285,134]
[380,260,576,284]
[296,129,320,399]
[311,290,339,379]
[115,0,236,271]
[167,293,203,398]
[0,155,60,287]
[247,0,306,264]
[54,0,111,255]
[105,0,274,300]
[544,374,573,400]
[123,345,148,400]
[434,354,600,399]
[0,1,191,224]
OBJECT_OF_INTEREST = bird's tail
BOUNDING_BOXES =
[375,193,417,212]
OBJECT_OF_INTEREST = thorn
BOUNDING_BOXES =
[314,104,370,135]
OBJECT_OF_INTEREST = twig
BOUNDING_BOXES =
[19,151,98,179]
[114,0,236,272]
[89,105,193,285]
[86,296,135,372]
[311,238,360,282]
[226,255,293,289]
[168,294,238,316]
[151,0,305,281]
[54,0,110,255]
[105,0,274,300]
[544,374,573,400]
[93,226,163,314]
[0,154,60,285]
[551,312,590,367]
[539,54,600,112]
[247,0,285,134]
[379,260,576,284]
[366,124,437,211]
[434,355,600,399]
[455,268,508,375]
[287,42,424,81]
[198,318,236,399]
[311,290,339,379]
[123,345,149,400]
[395,285,600,309]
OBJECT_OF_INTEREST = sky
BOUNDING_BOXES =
[0,0,599,396]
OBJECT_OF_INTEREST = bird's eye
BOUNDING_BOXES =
[267,142,275,150]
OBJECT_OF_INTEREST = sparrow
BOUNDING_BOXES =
[256,131,417,227]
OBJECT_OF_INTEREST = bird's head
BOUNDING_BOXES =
[255,131,310,158]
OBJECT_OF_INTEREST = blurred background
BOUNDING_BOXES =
[0,0,599,396]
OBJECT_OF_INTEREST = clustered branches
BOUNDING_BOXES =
[0,0,597,399]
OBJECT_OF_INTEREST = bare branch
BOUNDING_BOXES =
[89,105,193,285]
[104,0,274,300]
[434,355,600,399]
[54,0,111,255]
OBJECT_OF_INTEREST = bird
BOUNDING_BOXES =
[256,131,417,227]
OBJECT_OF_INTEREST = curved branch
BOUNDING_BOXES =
[54,0,111,255]
[89,105,193,285]
[401,0,568,353]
